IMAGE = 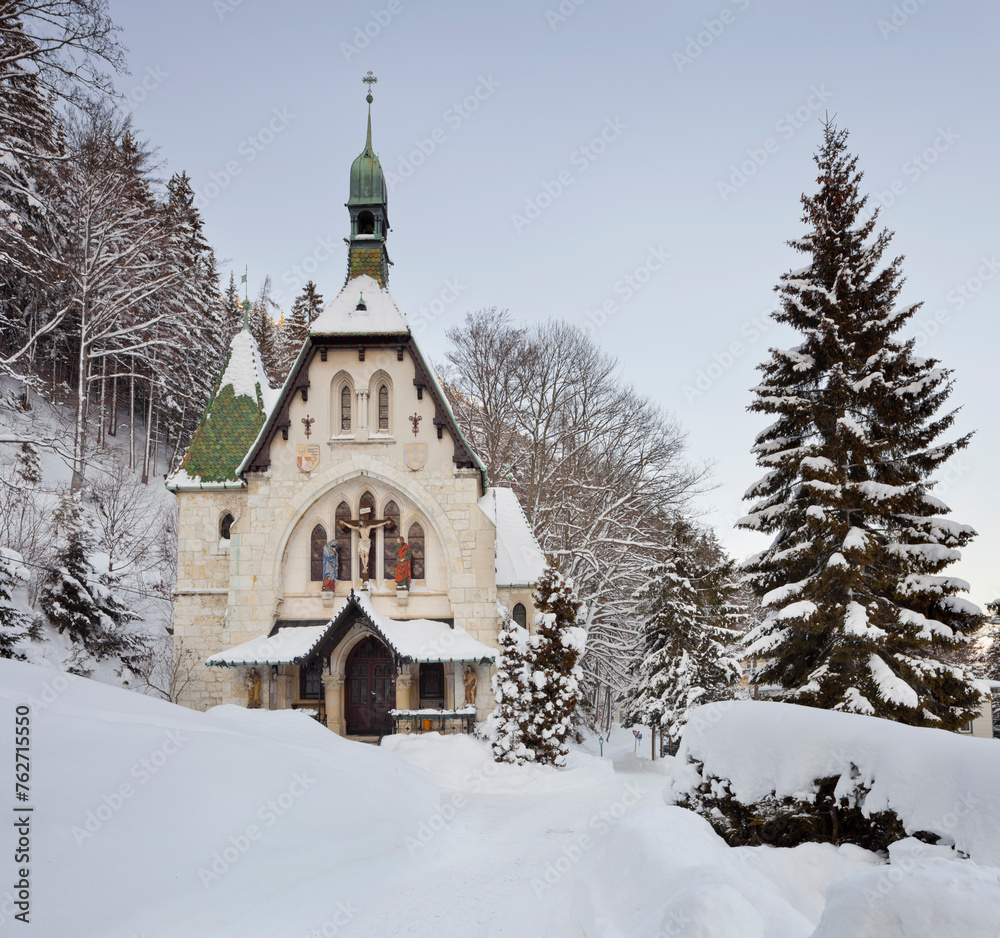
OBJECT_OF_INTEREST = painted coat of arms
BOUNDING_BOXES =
[296,444,320,472]
[404,442,427,470]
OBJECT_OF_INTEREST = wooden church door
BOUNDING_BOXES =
[345,636,395,736]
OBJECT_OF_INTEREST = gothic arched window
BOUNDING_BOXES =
[310,524,326,582]
[513,603,527,628]
[407,521,425,580]
[377,383,389,432]
[220,513,234,540]
[383,500,400,579]
[340,385,352,433]
[335,502,352,582]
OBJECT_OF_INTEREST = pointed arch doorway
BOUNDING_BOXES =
[345,635,395,736]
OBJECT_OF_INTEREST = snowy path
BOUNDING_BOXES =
[341,735,669,938]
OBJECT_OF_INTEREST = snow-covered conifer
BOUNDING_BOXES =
[739,121,983,730]
[39,492,144,674]
[624,534,741,752]
[521,560,587,767]
[274,280,324,378]
[485,606,533,764]
[0,549,34,659]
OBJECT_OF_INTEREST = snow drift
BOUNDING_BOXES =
[670,700,1000,864]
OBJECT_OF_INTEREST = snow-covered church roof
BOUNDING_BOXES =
[479,487,547,588]
[309,274,409,335]
[167,327,277,490]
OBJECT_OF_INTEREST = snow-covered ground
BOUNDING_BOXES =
[1,660,997,937]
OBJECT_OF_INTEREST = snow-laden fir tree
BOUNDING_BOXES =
[39,492,145,675]
[739,121,983,730]
[0,549,34,659]
[275,280,325,378]
[624,532,741,753]
[484,606,534,764]
[521,560,587,767]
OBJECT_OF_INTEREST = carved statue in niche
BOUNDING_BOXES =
[463,666,478,707]
[245,667,261,709]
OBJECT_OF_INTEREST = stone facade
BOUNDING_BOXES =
[172,340,521,732]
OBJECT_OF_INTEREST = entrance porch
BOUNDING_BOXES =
[205,590,496,738]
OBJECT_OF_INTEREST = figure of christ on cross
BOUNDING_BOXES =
[337,509,395,585]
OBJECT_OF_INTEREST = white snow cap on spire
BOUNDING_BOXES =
[220,328,278,412]
[310,275,409,335]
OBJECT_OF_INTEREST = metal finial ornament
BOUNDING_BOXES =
[363,71,377,103]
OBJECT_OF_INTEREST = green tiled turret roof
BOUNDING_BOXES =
[168,328,275,488]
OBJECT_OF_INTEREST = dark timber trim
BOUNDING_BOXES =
[244,334,480,480]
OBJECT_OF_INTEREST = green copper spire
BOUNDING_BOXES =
[349,72,385,205]
[346,73,390,287]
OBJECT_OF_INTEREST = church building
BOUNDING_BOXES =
[167,88,545,738]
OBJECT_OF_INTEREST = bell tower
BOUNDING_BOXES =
[346,72,390,286]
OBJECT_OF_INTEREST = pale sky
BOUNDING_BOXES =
[109,0,1000,606]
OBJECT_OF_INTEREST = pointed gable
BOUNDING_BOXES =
[309,274,408,336]
[167,328,276,489]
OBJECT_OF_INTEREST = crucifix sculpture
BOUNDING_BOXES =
[338,507,395,584]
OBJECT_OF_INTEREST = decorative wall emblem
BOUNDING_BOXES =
[296,444,320,472]
[404,442,428,471]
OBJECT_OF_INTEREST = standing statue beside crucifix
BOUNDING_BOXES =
[395,540,413,591]
[338,508,392,586]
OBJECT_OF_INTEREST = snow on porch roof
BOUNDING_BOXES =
[205,592,496,668]
[205,624,328,667]
[351,591,496,664]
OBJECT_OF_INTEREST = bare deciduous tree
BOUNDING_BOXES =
[443,309,712,719]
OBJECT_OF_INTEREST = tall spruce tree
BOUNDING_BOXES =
[624,533,741,753]
[521,560,587,767]
[739,121,982,730]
